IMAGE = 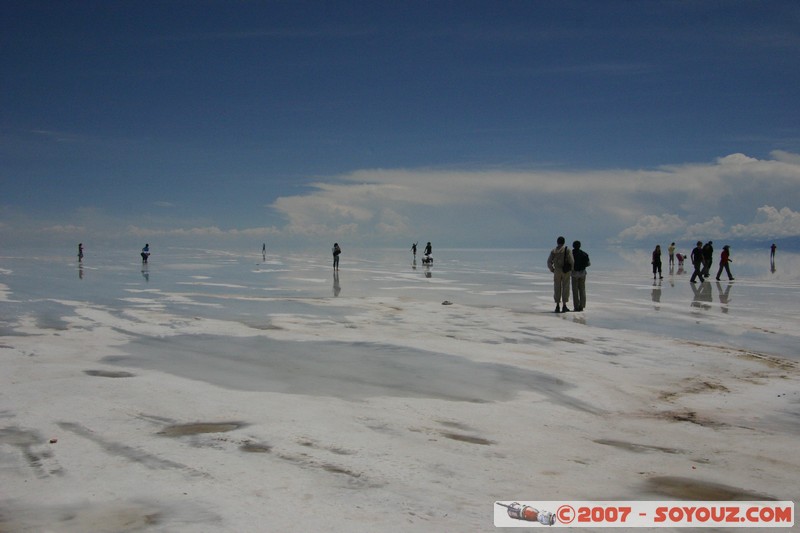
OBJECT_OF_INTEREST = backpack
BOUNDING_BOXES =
[573,249,590,271]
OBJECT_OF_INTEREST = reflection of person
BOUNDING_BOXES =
[547,236,573,313]
[690,241,705,283]
[716,280,732,313]
[571,240,590,312]
[651,245,663,279]
[715,245,734,281]
[668,242,675,266]
[333,271,341,296]
[141,244,150,264]
[332,242,341,270]
[690,277,713,309]
[78,243,84,262]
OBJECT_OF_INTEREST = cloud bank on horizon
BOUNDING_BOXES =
[4,150,799,249]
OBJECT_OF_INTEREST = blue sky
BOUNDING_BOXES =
[2,0,800,250]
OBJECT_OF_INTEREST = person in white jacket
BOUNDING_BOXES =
[547,236,573,313]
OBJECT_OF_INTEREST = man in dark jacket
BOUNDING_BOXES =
[690,241,705,283]
[702,241,714,277]
[571,240,590,312]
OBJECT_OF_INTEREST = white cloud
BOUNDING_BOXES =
[126,225,280,238]
[617,214,686,240]
[730,206,800,238]
[4,151,800,248]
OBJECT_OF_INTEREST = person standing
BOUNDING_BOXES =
[141,243,150,264]
[332,242,341,270]
[652,245,663,279]
[716,245,734,281]
[78,243,84,263]
[547,236,573,313]
[668,242,676,267]
[422,242,433,265]
[411,242,417,258]
[702,241,714,277]
[571,240,590,312]
[771,243,777,260]
[690,241,705,283]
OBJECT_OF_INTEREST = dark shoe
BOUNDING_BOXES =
[554,304,560,313]
[729,278,734,281]
[562,306,571,312]
[716,277,720,281]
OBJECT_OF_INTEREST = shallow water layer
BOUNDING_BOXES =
[107,334,595,410]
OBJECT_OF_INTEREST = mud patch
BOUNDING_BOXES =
[240,441,272,453]
[296,438,355,455]
[554,337,585,344]
[653,410,727,428]
[644,476,776,500]
[594,439,684,455]
[158,422,245,437]
[84,369,136,378]
[660,379,730,401]
[440,432,494,445]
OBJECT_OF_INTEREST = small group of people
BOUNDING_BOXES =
[547,236,591,313]
[688,240,733,283]
[411,241,433,265]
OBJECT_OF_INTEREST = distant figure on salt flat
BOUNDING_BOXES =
[651,244,663,280]
[78,243,84,263]
[141,243,150,264]
[770,243,777,273]
[332,242,341,270]
[422,241,433,265]
[262,243,266,261]
[547,236,573,313]
[668,242,676,267]
[715,245,734,281]
[571,240,590,312]
[411,242,417,258]
[690,241,705,283]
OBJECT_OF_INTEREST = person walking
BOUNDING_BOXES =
[332,243,341,270]
[547,236,573,313]
[690,241,705,283]
[715,245,734,281]
[571,240,590,312]
[652,245,663,279]
[702,241,714,277]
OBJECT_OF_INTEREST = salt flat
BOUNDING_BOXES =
[1,247,798,531]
